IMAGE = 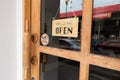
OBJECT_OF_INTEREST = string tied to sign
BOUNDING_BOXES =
[53,0,77,20]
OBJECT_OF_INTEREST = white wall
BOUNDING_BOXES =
[17,0,22,80]
[0,0,22,80]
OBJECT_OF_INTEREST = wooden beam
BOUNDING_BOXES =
[23,33,31,80]
[81,0,93,53]
[31,47,40,80]
[39,46,120,71]
[31,0,41,79]
[79,0,93,79]
[23,0,31,80]
[39,46,81,62]
[89,54,120,71]
[80,63,89,80]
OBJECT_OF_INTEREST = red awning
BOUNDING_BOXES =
[60,4,120,18]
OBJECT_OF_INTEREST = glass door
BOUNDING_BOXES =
[23,0,120,80]
[39,0,82,80]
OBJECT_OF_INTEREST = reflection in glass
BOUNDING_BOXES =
[40,0,82,51]
[40,53,80,80]
[89,65,120,80]
[91,0,120,58]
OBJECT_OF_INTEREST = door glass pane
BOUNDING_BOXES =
[89,65,120,80]
[40,53,80,80]
[40,0,83,51]
[91,0,120,58]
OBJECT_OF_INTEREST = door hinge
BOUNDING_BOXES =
[24,68,28,80]
[23,19,31,80]
[25,19,30,33]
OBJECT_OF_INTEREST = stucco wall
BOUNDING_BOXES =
[0,0,22,80]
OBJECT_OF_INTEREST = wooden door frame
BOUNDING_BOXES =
[23,0,31,80]
[23,0,120,80]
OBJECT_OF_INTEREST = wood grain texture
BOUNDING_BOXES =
[79,0,93,79]
[31,0,41,80]
[23,0,31,80]
[39,46,120,71]
[80,63,89,80]
[81,0,93,53]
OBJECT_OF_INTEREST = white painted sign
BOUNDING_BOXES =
[52,17,79,37]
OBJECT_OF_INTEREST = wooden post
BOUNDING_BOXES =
[80,0,93,80]
[31,0,40,80]
[23,30,31,80]
[23,0,31,80]
[81,0,93,53]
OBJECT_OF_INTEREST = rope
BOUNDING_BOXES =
[53,6,60,19]
[53,0,77,19]
[69,6,77,17]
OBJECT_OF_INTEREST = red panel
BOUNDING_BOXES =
[60,10,82,18]
[93,12,112,19]
[93,4,120,14]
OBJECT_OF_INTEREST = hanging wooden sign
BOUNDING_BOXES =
[52,17,79,37]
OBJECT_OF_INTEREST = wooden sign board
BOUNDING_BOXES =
[52,17,79,37]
